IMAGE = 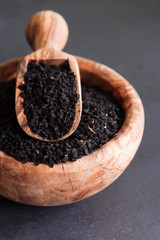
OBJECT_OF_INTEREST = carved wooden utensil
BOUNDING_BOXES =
[15,10,82,142]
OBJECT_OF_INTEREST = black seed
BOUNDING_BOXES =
[0,79,124,168]
[18,60,79,140]
[72,148,78,158]
[49,160,54,168]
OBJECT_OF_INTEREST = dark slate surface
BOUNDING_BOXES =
[0,0,159,239]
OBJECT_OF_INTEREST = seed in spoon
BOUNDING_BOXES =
[18,60,79,140]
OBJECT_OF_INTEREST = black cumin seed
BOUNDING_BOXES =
[19,60,79,140]
[0,79,124,167]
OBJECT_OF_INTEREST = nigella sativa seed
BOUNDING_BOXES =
[19,60,79,140]
[0,79,125,167]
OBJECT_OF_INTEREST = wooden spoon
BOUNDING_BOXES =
[15,10,82,142]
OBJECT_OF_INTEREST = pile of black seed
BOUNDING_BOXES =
[19,61,79,139]
[0,79,124,167]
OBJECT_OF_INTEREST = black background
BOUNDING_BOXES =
[0,0,160,239]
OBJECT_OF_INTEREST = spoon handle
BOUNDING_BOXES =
[26,10,69,51]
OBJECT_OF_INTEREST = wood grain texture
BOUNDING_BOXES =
[16,10,82,142]
[0,56,145,206]
[26,10,69,51]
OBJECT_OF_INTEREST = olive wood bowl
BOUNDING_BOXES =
[0,57,144,206]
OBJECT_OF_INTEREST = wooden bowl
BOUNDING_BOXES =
[0,56,144,206]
